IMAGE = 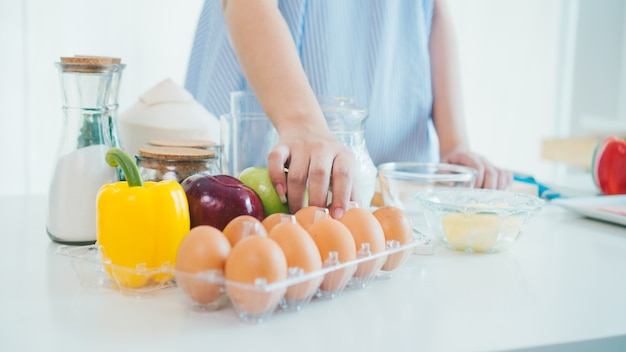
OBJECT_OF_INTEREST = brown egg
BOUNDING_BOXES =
[340,207,387,278]
[269,222,323,300]
[175,226,231,305]
[223,215,267,247]
[373,206,414,271]
[307,218,357,292]
[294,205,329,229]
[262,213,297,233]
[225,235,288,315]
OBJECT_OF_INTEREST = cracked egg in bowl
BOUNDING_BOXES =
[414,188,545,253]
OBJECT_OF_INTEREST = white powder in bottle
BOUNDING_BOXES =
[47,144,118,244]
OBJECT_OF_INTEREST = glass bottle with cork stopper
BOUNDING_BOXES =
[47,56,120,244]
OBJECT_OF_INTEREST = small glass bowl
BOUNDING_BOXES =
[378,163,478,207]
[415,188,545,253]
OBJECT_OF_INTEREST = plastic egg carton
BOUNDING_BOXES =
[175,236,427,324]
[56,244,176,297]
[57,231,430,321]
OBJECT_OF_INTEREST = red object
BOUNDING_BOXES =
[181,174,265,230]
[592,136,626,195]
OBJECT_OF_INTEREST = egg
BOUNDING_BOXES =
[306,218,357,292]
[269,222,323,300]
[225,235,288,315]
[340,207,387,278]
[294,205,329,229]
[175,226,231,306]
[441,212,507,252]
[222,215,267,247]
[262,213,296,233]
[372,206,414,271]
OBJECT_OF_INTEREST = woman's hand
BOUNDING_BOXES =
[267,125,357,219]
[441,149,512,190]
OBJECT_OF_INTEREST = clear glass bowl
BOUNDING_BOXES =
[377,163,478,245]
[415,188,545,253]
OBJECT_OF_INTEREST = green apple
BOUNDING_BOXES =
[238,167,290,216]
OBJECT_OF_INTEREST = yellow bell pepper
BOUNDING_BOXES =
[96,148,190,288]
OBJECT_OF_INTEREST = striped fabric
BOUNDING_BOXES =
[185,0,439,165]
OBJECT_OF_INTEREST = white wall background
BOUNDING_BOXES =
[448,0,563,178]
[1,0,623,195]
[1,0,204,195]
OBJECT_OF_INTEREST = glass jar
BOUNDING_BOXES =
[136,146,220,182]
[224,91,377,206]
[47,57,119,245]
[105,58,125,149]
[148,139,222,172]
[318,97,377,206]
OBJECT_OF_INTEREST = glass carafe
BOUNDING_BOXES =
[46,58,120,244]
[318,97,377,206]
[223,92,377,206]
[106,59,125,149]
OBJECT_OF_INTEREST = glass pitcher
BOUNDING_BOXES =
[222,92,377,207]
[106,58,125,150]
[318,96,377,206]
[46,57,120,244]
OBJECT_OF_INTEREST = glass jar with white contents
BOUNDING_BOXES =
[136,146,220,183]
[47,56,120,245]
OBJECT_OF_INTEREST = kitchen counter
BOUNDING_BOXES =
[1,194,626,352]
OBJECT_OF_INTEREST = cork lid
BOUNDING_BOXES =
[149,139,218,149]
[74,55,122,64]
[59,56,117,73]
[138,146,215,160]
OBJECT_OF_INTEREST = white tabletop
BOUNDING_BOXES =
[1,194,626,352]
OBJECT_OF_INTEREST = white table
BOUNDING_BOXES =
[1,194,625,352]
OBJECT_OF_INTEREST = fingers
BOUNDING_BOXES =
[480,163,497,189]
[306,152,332,209]
[442,151,485,188]
[476,158,513,190]
[267,135,355,217]
[267,144,290,204]
[282,145,310,213]
[442,149,512,190]
[497,168,513,190]
[327,149,355,219]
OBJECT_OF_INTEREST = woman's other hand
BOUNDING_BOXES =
[441,149,512,190]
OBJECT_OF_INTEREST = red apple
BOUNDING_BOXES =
[181,174,265,230]
[592,136,626,195]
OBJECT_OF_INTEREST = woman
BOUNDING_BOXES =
[185,0,512,218]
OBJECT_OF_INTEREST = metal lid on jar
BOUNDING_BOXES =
[148,139,218,149]
[138,146,215,160]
